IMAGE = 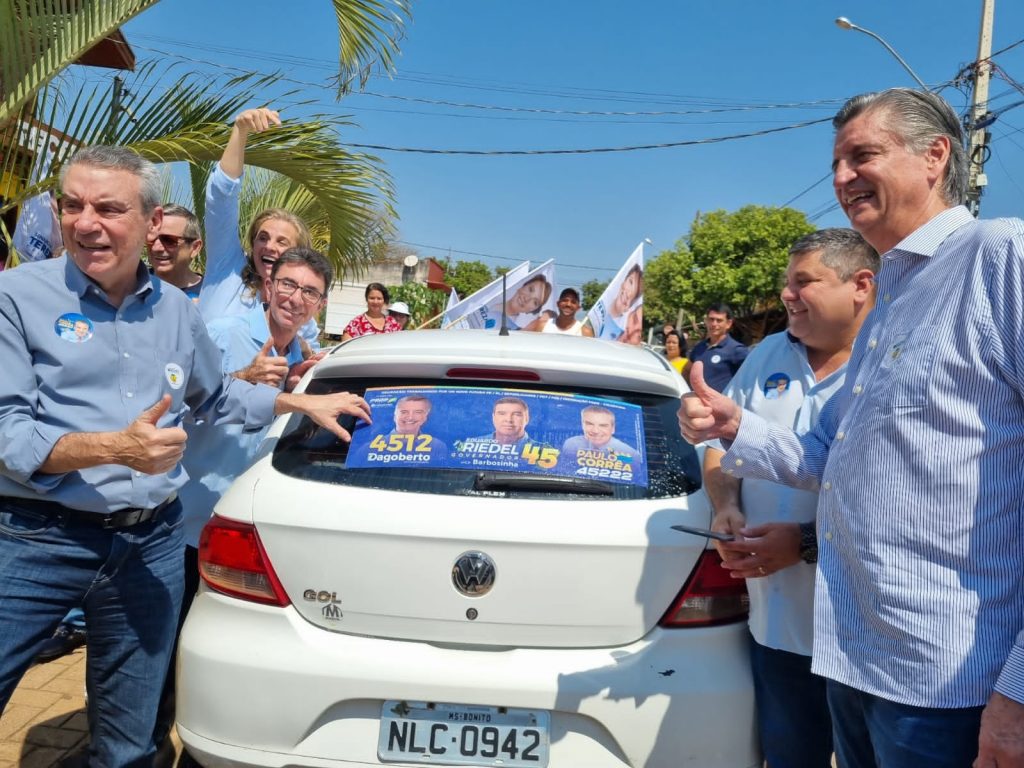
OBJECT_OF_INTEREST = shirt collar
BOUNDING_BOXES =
[63,254,154,301]
[885,205,974,260]
[247,303,303,365]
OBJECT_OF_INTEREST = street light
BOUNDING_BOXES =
[834,17,928,90]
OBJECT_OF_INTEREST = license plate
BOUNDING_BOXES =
[378,700,550,767]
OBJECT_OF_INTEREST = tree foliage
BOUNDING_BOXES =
[644,205,814,341]
[444,259,493,298]
[581,279,609,310]
[387,281,448,328]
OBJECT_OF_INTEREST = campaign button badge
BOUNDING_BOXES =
[55,313,93,343]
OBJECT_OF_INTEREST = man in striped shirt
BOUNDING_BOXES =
[680,88,1024,768]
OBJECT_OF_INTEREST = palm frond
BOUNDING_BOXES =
[0,0,160,124]
[331,0,412,94]
[1,64,394,279]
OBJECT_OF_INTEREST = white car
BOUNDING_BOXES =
[177,330,757,767]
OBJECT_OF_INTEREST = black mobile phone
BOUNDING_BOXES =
[671,523,735,542]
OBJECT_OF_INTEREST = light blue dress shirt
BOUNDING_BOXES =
[724,207,1024,708]
[0,256,278,513]
[199,164,320,350]
[178,304,304,546]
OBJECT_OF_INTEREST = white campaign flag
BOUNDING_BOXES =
[443,261,530,330]
[441,288,465,329]
[451,260,557,331]
[12,145,62,263]
[587,242,645,344]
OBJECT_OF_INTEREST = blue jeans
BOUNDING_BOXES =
[0,497,185,768]
[749,637,833,768]
[826,679,984,768]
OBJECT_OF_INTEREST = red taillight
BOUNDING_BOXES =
[198,516,290,607]
[445,367,541,381]
[659,549,749,628]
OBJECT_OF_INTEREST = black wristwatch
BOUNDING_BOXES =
[798,522,818,564]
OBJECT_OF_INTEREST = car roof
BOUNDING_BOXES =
[314,330,683,398]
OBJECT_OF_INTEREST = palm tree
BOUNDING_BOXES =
[0,0,410,277]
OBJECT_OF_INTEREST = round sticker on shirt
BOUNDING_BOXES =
[54,313,93,343]
[764,372,791,400]
[710,354,722,364]
[165,363,185,390]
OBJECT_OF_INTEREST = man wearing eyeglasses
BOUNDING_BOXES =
[147,203,204,301]
[154,245,333,761]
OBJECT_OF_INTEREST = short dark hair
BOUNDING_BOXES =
[493,396,528,413]
[270,247,334,292]
[558,287,581,302]
[365,282,390,303]
[664,329,688,356]
[161,203,201,241]
[833,88,967,205]
[706,303,733,320]
[789,228,880,281]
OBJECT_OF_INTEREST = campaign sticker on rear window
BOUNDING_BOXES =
[345,386,647,487]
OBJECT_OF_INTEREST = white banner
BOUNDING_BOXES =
[587,242,644,344]
[12,140,62,263]
[443,260,531,330]
[455,260,557,331]
[441,287,465,329]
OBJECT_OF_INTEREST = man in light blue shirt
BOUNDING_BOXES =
[704,228,878,768]
[0,146,369,766]
[680,89,1024,768]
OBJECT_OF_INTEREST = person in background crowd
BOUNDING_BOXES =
[705,228,878,768]
[343,282,402,340]
[680,87,1024,768]
[147,203,204,301]
[0,145,370,765]
[686,302,749,392]
[663,330,688,375]
[200,107,320,350]
[524,287,594,336]
[389,300,412,330]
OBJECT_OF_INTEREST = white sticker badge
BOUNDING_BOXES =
[164,363,185,390]
[710,354,722,364]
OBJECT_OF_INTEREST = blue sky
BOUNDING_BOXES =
[117,0,1024,287]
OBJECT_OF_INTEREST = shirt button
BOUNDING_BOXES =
[824,531,833,541]
[823,481,832,490]
[883,294,892,303]
[852,385,863,395]
[734,459,744,467]
[134,471,142,477]
[123,352,130,358]
[868,339,878,349]
[126,392,134,398]
[836,431,845,440]
[725,469,734,475]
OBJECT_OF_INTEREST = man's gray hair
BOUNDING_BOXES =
[833,88,967,205]
[269,246,334,293]
[60,145,162,212]
[789,228,880,281]
[161,203,201,241]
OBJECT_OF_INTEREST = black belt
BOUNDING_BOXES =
[0,494,178,530]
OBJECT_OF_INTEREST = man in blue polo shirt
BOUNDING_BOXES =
[0,145,369,766]
[687,303,749,392]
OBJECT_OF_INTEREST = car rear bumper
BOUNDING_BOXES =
[177,590,759,768]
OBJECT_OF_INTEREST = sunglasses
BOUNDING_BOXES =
[153,234,197,249]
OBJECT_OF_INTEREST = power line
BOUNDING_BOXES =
[345,117,832,155]
[396,240,620,273]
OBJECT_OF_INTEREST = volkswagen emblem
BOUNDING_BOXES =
[452,551,496,597]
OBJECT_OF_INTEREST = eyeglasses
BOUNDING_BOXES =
[154,234,197,249]
[274,277,325,305]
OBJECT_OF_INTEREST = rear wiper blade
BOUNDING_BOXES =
[473,471,615,496]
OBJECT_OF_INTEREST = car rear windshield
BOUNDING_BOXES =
[272,377,702,500]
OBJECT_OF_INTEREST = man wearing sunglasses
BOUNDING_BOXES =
[147,203,204,301]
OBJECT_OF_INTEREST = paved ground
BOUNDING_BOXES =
[0,649,88,767]
[0,651,183,767]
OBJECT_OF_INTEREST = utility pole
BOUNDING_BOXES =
[965,0,995,217]
[106,75,124,143]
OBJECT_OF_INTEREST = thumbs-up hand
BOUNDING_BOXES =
[677,362,743,444]
[119,395,188,474]
[235,338,289,387]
